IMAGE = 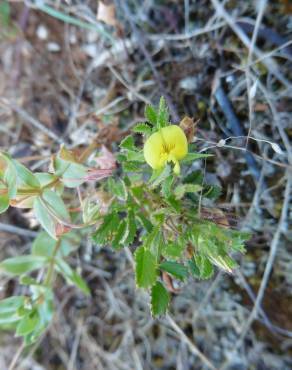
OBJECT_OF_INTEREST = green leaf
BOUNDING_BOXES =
[188,259,201,278]
[136,212,153,233]
[131,184,143,198]
[162,240,185,259]
[0,1,10,27]
[123,162,142,172]
[193,255,214,279]
[112,220,127,249]
[0,255,47,275]
[12,160,40,188]
[16,310,40,337]
[126,151,145,162]
[36,290,53,330]
[82,198,100,223]
[150,165,171,189]
[230,230,251,241]
[151,282,170,316]
[107,178,127,200]
[135,247,157,288]
[56,259,90,295]
[31,231,57,257]
[0,312,22,326]
[32,232,76,257]
[62,163,88,187]
[4,162,17,198]
[33,197,57,239]
[42,188,70,222]
[184,170,204,185]
[160,261,188,281]
[157,96,169,129]
[0,192,9,214]
[203,184,222,200]
[174,184,202,200]
[70,271,90,295]
[151,209,167,225]
[161,175,174,198]
[119,135,136,151]
[165,195,181,213]
[143,227,162,260]
[122,211,137,246]
[182,153,213,163]
[92,213,119,245]
[229,230,250,253]
[35,173,56,187]
[145,105,157,125]
[0,296,25,315]
[20,276,39,286]
[132,122,152,134]
[207,254,238,273]
[116,153,127,163]
[54,157,87,188]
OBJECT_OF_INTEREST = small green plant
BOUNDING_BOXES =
[0,1,18,40]
[0,97,249,344]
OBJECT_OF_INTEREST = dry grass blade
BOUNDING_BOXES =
[0,98,64,145]
[0,1,291,369]
[166,315,218,370]
[220,174,291,370]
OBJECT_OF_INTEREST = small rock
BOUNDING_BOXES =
[47,42,61,52]
[36,24,48,40]
[179,77,198,91]
[69,30,77,44]
[82,44,98,58]
[217,160,232,178]
[87,30,99,43]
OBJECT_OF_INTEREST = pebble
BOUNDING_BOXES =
[82,44,98,57]
[179,76,198,91]
[36,24,48,40]
[47,42,61,52]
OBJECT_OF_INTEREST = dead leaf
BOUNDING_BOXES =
[162,271,180,294]
[179,116,198,143]
[201,207,230,228]
[94,190,113,214]
[94,145,116,170]
[10,195,36,209]
[55,223,71,237]
[97,1,117,27]
[85,168,114,181]
[254,103,268,112]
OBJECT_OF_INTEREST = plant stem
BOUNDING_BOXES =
[44,238,62,286]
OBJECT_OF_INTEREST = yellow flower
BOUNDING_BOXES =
[143,125,188,175]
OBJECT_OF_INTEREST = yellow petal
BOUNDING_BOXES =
[160,125,188,160]
[173,160,180,175]
[143,125,188,171]
[143,131,166,170]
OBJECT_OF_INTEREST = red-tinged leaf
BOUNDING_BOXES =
[85,168,114,181]
[94,145,116,170]
[10,195,36,209]
[55,223,72,237]
[0,186,9,213]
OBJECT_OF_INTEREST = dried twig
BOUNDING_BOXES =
[0,223,38,238]
[211,0,291,89]
[0,98,64,145]
[245,0,267,146]
[219,174,291,370]
[166,315,218,370]
[214,82,262,182]
[117,0,179,121]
